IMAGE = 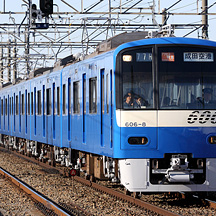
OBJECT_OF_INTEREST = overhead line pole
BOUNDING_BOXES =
[202,0,208,39]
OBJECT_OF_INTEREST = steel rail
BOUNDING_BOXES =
[0,146,178,216]
[1,146,216,215]
[0,166,71,216]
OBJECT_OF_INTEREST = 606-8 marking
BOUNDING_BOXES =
[125,122,146,127]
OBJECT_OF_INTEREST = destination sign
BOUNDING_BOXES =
[136,53,152,62]
[184,52,214,62]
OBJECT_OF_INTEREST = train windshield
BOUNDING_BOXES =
[158,46,216,110]
[120,45,216,110]
[121,47,154,109]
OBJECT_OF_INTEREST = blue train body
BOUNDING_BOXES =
[1,36,216,192]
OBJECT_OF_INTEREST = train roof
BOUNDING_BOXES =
[114,37,216,57]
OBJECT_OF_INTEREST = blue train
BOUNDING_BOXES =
[1,33,216,193]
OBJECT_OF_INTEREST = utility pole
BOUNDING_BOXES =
[7,40,11,83]
[202,0,208,39]
[25,26,30,75]
[13,39,17,83]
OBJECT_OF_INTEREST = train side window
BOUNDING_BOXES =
[34,88,36,116]
[12,96,13,115]
[28,93,30,115]
[57,87,60,115]
[9,97,11,115]
[1,99,2,115]
[46,88,51,115]
[106,74,109,113]
[31,92,33,115]
[37,90,41,115]
[22,94,24,115]
[68,78,71,114]
[73,81,80,114]
[53,83,55,115]
[43,85,45,115]
[63,84,66,114]
[89,78,97,114]
[5,98,7,116]
[16,95,19,115]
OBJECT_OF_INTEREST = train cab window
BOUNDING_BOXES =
[46,88,51,115]
[37,90,41,115]
[22,94,24,115]
[16,95,19,115]
[5,98,7,116]
[89,78,97,113]
[63,84,66,114]
[120,48,153,109]
[73,81,80,114]
[57,87,60,115]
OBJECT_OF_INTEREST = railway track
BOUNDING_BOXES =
[0,172,44,215]
[0,165,90,216]
[1,146,216,215]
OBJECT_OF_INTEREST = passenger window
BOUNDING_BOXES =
[102,74,104,114]
[22,94,24,115]
[106,74,109,114]
[89,78,97,113]
[9,97,11,115]
[83,77,86,114]
[1,99,2,115]
[37,90,41,115]
[68,78,71,114]
[28,93,30,115]
[5,98,7,116]
[43,86,45,115]
[12,97,13,115]
[63,84,66,114]
[16,95,19,115]
[46,88,51,115]
[73,81,80,114]
[57,87,60,115]
[31,92,33,115]
[53,83,55,115]
[34,88,36,116]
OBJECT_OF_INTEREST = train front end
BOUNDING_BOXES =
[114,38,216,192]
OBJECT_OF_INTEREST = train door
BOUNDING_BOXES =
[82,74,86,143]
[100,69,105,147]
[108,70,113,148]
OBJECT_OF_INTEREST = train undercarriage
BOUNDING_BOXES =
[0,134,118,183]
[1,134,215,193]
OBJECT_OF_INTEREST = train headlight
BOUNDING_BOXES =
[208,136,216,144]
[128,137,148,145]
[123,55,132,62]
